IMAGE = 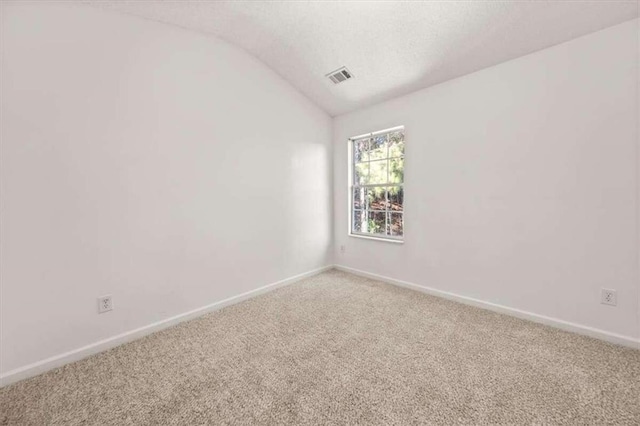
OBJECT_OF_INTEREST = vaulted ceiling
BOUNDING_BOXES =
[88,1,638,116]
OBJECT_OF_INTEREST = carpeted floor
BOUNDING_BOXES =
[1,270,639,425]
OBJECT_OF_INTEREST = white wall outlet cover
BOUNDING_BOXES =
[601,289,617,306]
[98,295,113,313]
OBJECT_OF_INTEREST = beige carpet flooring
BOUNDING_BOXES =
[1,270,639,425]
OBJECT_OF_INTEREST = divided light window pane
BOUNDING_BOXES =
[350,127,404,240]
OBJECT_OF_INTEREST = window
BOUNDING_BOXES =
[349,126,404,241]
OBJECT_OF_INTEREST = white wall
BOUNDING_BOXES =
[334,19,640,341]
[1,3,332,375]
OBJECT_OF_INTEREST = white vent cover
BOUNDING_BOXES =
[326,67,354,84]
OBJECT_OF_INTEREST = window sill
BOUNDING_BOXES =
[348,233,404,244]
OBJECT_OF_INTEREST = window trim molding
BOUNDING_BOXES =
[347,125,405,242]
[349,125,405,142]
[349,232,405,244]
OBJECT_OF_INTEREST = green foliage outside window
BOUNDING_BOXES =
[351,129,404,238]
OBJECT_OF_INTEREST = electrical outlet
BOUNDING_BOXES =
[340,245,346,254]
[98,295,113,313]
[601,289,617,306]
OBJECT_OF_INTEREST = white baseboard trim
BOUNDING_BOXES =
[334,264,640,350]
[0,265,333,388]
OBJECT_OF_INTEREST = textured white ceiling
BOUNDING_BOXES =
[87,1,638,116]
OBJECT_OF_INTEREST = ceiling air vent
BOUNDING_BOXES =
[326,67,354,84]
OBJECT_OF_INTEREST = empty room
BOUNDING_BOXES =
[1,1,639,424]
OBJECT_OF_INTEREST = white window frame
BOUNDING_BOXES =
[348,125,404,243]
